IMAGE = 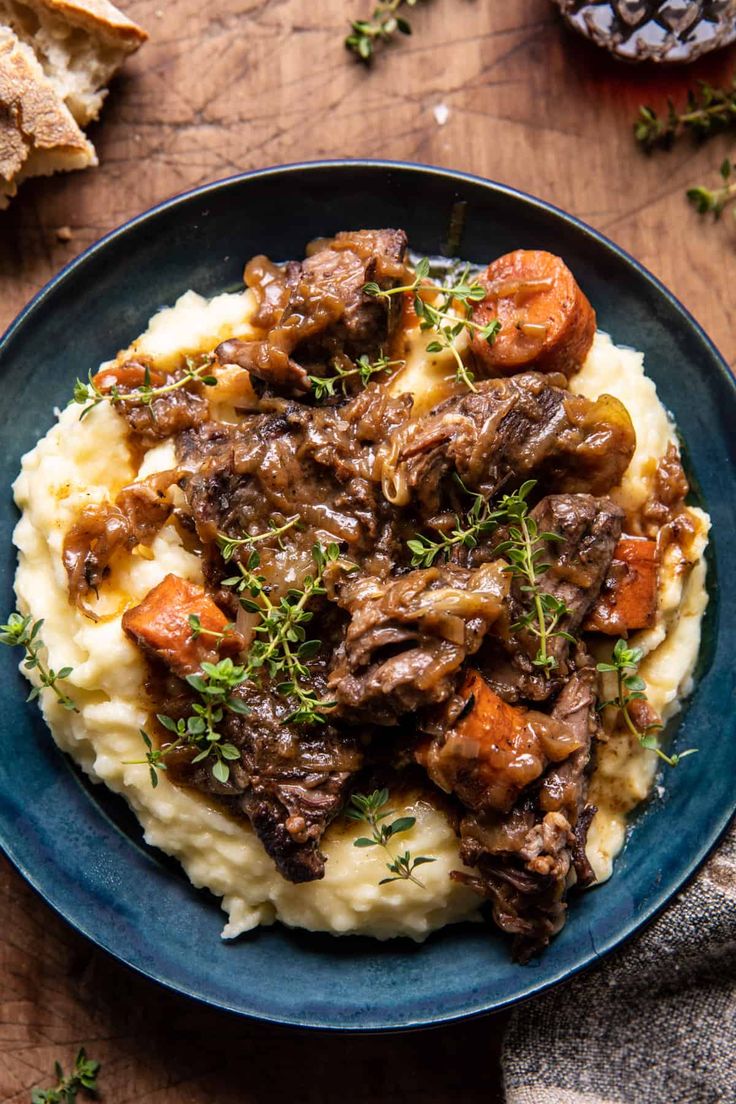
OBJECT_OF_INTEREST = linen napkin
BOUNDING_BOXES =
[502,822,736,1104]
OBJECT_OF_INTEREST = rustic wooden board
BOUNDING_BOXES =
[0,1,734,1099]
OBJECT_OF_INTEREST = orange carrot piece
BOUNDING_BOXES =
[585,537,658,635]
[122,574,242,678]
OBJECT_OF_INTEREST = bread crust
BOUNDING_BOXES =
[14,0,147,49]
[0,27,94,197]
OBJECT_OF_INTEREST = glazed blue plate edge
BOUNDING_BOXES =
[1,160,734,1031]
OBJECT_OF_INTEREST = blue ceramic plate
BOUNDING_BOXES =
[0,161,733,1030]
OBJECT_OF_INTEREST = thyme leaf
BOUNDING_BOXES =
[127,658,249,787]
[407,474,501,566]
[224,542,343,725]
[346,788,435,886]
[596,639,697,768]
[687,158,736,222]
[216,515,301,563]
[634,76,736,152]
[71,354,218,420]
[364,258,499,392]
[346,0,422,62]
[491,480,573,673]
[31,1048,100,1104]
[0,612,78,712]
[309,351,404,400]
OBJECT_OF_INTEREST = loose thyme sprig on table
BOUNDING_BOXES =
[308,352,404,401]
[597,639,697,768]
[491,481,574,673]
[71,354,218,420]
[687,158,736,222]
[346,0,422,62]
[407,474,501,567]
[31,1048,100,1104]
[223,542,343,725]
[0,612,78,712]
[346,788,435,886]
[634,76,736,152]
[364,258,500,392]
[127,657,249,786]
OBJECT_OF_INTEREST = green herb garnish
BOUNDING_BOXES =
[346,788,435,886]
[364,258,500,392]
[127,658,249,786]
[31,1048,100,1104]
[597,639,697,768]
[407,475,500,567]
[687,158,736,222]
[346,0,422,62]
[72,354,218,419]
[187,613,236,644]
[0,612,78,712]
[634,76,736,151]
[224,542,342,725]
[308,352,404,400]
[216,515,301,563]
[491,481,573,673]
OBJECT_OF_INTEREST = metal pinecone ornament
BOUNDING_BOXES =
[555,1,736,61]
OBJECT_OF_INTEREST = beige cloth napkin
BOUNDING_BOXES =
[502,822,736,1104]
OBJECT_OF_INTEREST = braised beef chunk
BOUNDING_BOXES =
[178,387,412,564]
[68,230,659,957]
[63,469,179,614]
[216,229,408,397]
[453,665,599,959]
[224,689,363,882]
[159,682,363,883]
[329,563,507,724]
[92,358,209,445]
[386,374,635,517]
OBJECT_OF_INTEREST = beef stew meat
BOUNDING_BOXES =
[75,231,656,959]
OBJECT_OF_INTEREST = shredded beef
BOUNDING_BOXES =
[63,229,656,959]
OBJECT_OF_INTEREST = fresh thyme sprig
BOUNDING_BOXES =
[0,612,78,712]
[308,352,404,400]
[216,515,301,563]
[127,658,249,786]
[187,613,236,644]
[634,76,736,151]
[687,158,736,221]
[346,788,435,886]
[346,0,422,62]
[492,481,573,673]
[597,639,697,768]
[71,354,218,420]
[31,1048,100,1104]
[224,542,341,725]
[407,475,500,567]
[365,258,500,392]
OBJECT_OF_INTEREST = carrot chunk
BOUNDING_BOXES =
[92,357,166,394]
[420,670,583,814]
[470,249,596,378]
[585,537,658,635]
[122,574,242,677]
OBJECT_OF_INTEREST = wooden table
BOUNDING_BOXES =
[1,2,734,1099]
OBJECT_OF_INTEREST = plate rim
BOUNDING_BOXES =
[1,158,734,1031]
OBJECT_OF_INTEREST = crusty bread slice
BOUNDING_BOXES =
[0,24,96,208]
[0,0,146,125]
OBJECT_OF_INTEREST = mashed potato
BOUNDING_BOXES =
[12,290,709,939]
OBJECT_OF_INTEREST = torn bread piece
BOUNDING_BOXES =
[0,0,146,125]
[0,25,96,209]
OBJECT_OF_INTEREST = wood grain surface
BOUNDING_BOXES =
[1,1,734,1100]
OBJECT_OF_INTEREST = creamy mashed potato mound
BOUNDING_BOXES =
[13,290,709,939]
